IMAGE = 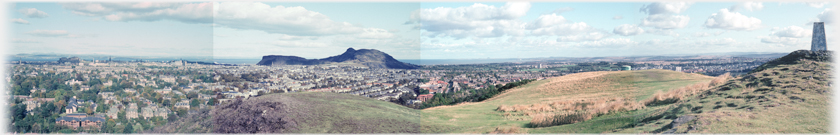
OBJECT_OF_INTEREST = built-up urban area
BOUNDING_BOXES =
[6,54,777,133]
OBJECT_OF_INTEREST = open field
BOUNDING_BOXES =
[420,69,715,133]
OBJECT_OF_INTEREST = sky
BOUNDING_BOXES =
[4,2,837,60]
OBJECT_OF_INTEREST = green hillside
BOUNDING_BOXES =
[617,50,832,133]
[421,69,717,133]
[152,92,443,133]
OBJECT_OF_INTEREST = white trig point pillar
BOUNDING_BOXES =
[811,22,827,51]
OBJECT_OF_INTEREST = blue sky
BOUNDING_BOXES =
[4,2,836,60]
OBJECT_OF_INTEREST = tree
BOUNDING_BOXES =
[207,98,216,106]
[187,92,198,99]
[85,108,94,115]
[162,99,171,107]
[167,113,178,122]
[123,122,133,133]
[190,99,200,107]
[419,89,430,94]
[177,109,187,117]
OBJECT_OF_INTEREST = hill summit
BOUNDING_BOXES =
[256,48,420,69]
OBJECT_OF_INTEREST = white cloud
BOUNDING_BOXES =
[817,8,834,24]
[543,7,574,15]
[730,2,764,12]
[695,38,738,45]
[806,2,828,8]
[12,38,40,43]
[694,32,712,37]
[63,2,212,23]
[613,24,644,36]
[278,34,310,40]
[742,2,764,11]
[613,15,623,20]
[269,40,328,48]
[356,28,396,39]
[759,25,811,46]
[759,36,803,46]
[18,8,49,18]
[770,26,810,38]
[692,31,725,37]
[27,30,69,37]
[703,8,762,31]
[25,30,88,38]
[11,18,29,24]
[525,13,610,38]
[415,2,531,38]
[214,2,375,36]
[530,22,603,36]
[640,14,690,29]
[63,3,185,16]
[528,13,566,28]
[645,28,680,37]
[577,38,637,48]
[556,32,609,42]
[640,2,692,15]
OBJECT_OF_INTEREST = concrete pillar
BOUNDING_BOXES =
[811,22,827,51]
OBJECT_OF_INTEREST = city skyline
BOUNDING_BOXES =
[4,2,838,60]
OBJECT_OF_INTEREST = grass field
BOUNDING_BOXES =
[420,69,715,133]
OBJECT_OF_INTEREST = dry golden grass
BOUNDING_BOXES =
[529,112,593,128]
[642,72,731,106]
[489,126,524,134]
[496,105,514,112]
[496,71,723,127]
[499,97,646,127]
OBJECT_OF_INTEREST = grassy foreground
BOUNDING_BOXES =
[420,69,715,133]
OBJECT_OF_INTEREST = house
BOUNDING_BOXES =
[80,86,91,91]
[106,107,119,119]
[124,88,136,94]
[141,106,155,119]
[175,100,190,109]
[154,88,171,94]
[126,103,138,119]
[55,113,105,130]
[141,105,169,119]
[416,94,434,102]
[155,107,170,118]
[65,96,80,113]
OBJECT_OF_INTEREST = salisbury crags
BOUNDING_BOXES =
[256,48,420,69]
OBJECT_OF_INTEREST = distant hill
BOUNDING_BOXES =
[256,48,420,69]
[58,57,83,63]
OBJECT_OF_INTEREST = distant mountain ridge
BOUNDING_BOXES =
[256,48,420,69]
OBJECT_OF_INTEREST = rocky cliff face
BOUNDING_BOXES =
[256,48,420,69]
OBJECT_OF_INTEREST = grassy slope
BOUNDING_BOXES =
[190,92,443,133]
[255,92,427,133]
[616,59,831,133]
[421,69,715,133]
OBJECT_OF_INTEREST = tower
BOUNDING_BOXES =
[811,22,827,51]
